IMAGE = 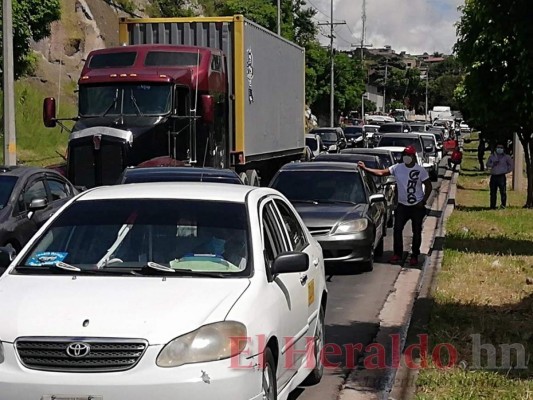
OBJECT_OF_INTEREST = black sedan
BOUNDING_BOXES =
[309,127,347,153]
[342,125,366,148]
[270,162,387,271]
[0,166,78,252]
[117,167,244,185]
[314,153,396,227]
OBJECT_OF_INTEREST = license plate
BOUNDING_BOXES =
[41,396,103,400]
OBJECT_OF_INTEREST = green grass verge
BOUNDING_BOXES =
[415,134,533,399]
[0,80,76,166]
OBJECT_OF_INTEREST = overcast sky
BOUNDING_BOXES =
[309,0,463,55]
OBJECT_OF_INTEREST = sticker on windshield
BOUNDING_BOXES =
[27,252,68,266]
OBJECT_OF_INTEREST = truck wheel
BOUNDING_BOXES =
[246,169,260,187]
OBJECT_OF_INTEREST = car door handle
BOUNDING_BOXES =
[300,274,308,286]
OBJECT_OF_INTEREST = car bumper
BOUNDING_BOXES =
[313,231,374,263]
[0,344,264,400]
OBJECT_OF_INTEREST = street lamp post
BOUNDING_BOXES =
[425,64,429,122]
[2,0,17,165]
[277,0,281,35]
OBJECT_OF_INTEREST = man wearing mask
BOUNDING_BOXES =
[358,146,432,266]
[486,143,513,209]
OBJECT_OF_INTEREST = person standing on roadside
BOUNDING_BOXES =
[486,143,513,209]
[358,146,432,266]
[477,134,486,171]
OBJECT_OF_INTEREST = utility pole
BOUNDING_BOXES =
[2,0,17,165]
[318,4,345,127]
[383,59,388,113]
[512,132,525,191]
[277,0,281,35]
[425,64,429,122]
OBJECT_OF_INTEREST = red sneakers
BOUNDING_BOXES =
[389,255,402,264]
[409,257,419,267]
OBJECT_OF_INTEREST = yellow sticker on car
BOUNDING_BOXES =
[308,279,315,306]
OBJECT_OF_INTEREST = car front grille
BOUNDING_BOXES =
[15,338,148,373]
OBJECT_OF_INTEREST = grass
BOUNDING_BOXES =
[415,134,533,399]
[0,80,76,166]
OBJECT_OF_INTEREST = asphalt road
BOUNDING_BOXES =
[288,172,444,400]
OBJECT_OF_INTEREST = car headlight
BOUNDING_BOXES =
[156,321,247,368]
[331,219,368,234]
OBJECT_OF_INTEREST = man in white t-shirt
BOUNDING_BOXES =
[358,145,432,266]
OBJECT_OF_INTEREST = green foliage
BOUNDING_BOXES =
[146,0,195,17]
[0,82,76,165]
[0,0,61,79]
[214,0,276,29]
[455,0,533,206]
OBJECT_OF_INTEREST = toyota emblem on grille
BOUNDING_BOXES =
[66,342,91,358]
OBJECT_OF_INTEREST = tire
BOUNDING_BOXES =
[303,305,325,385]
[375,235,384,257]
[246,169,260,187]
[361,248,374,272]
[262,348,277,400]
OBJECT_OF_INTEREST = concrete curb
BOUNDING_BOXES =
[336,168,458,400]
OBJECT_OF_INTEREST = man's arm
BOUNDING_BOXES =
[422,178,432,204]
[358,161,391,177]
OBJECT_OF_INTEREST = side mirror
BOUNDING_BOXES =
[271,251,309,275]
[385,176,396,185]
[43,97,57,128]
[369,193,386,204]
[201,95,215,124]
[0,246,16,274]
[29,198,48,211]
[328,144,338,153]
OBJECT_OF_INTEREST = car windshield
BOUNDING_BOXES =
[0,176,17,209]
[365,127,378,133]
[79,83,172,116]
[314,131,337,141]
[272,170,366,204]
[343,127,363,137]
[306,137,318,150]
[410,125,425,132]
[378,137,423,153]
[17,199,250,275]
[422,137,434,147]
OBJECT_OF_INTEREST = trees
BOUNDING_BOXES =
[455,0,533,207]
[0,0,61,79]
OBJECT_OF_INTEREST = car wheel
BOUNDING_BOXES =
[303,305,325,385]
[262,348,277,400]
[361,248,374,272]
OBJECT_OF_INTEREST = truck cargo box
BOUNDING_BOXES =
[119,15,305,164]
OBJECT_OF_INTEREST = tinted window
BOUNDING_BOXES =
[48,179,70,201]
[379,124,403,133]
[313,130,337,141]
[0,176,17,209]
[343,126,363,137]
[20,199,250,275]
[89,52,137,68]
[306,137,318,150]
[422,137,434,148]
[145,51,201,67]
[272,170,367,204]
[274,200,308,252]
[378,136,423,153]
[410,125,425,132]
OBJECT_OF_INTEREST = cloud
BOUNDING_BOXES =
[310,0,463,54]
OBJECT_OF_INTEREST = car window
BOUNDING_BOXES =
[274,199,308,252]
[262,202,288,268]
[19,199,251,275]
[0,176,18,210]
[22,180,47,209]
[47,179,71,201]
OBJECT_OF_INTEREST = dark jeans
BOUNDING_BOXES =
[490,174,507,208]
[394,203,426,257]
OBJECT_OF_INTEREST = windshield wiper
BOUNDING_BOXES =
[290,199,319,204]
[313,199,357,205]
[129,90,144,117]
[139,262,225,278]
[101,89,119,117]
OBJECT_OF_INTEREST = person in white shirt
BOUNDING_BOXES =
[358,145,432,266]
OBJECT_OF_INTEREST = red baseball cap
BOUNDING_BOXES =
[404,145,417,155]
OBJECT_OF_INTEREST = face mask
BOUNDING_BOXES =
[496,148,504,155]
[403,155,414,164]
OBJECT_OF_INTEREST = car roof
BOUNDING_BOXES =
[123,166,240,180]
[279,161,359,172]
[77,182,261,203]
[375,146,407,152]
[0,165,59,179]
[311,127,340,132]
[314,153,378,162]
[380,132,422,138]
[341,148,392,155]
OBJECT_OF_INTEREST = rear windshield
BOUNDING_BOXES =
[89,52,137,68]
[410,125,425,132]
[343,126,363,137]
[306,137,318,150]
[272,170,366,204]
[378,124,403,133]
[145,51,202,67]
[378,136,423,153]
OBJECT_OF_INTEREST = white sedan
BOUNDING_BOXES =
[0,183,327,400]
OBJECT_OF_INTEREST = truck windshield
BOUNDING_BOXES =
[79,83,172,116]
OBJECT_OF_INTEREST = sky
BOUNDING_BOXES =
[309,0,464,55]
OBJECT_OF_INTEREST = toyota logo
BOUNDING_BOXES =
[66,342,91,358]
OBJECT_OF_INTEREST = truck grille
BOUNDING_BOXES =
[15,338,148,373]
[70,140,125,187]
